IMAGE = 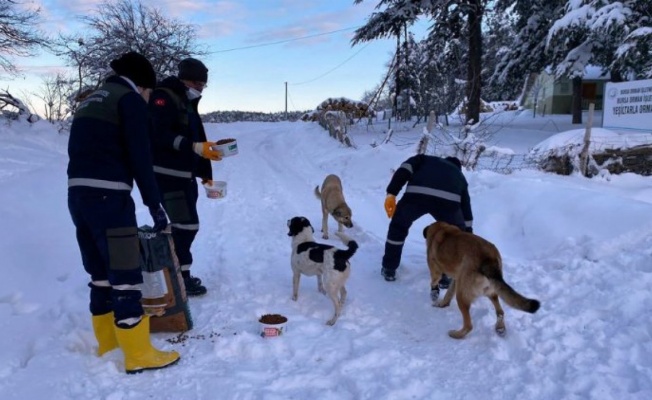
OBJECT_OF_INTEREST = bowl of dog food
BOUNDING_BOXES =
[259,313,287,338]
[203,181,227,199]
[212,138,238,157]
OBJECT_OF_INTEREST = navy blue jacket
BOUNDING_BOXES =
[148,76,212,181]
[387,155,473,227]
[67,76,161,210]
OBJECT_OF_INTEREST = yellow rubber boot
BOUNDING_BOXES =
[92,312,118,356]
[114,315,180,374]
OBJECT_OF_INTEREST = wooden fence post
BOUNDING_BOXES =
[427,110,435,133]
[579,103,595,176]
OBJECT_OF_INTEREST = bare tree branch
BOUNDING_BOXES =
[0,0,47,73]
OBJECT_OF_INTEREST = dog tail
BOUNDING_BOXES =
[479,262,540,314]
[333,232,358,261]
[314,185,321,199]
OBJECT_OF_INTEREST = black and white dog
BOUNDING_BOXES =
[287,216,359,325]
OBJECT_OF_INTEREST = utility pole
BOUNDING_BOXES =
[285,82,288,120]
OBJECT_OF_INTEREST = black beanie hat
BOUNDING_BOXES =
[178,58,208,82]
[445,156,462,169]
[109,51,157,89]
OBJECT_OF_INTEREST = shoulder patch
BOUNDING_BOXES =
[154,98,166,106]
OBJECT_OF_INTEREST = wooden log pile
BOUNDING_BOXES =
[302,97,373,122]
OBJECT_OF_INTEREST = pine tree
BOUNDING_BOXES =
[490,0,566,94]
[482,8,521,102]
[353,0,490,125]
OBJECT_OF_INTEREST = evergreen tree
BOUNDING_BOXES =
[490,0,566,93]
[353,0,490,125]
[388,32,422,120]
[418,27,466,123]
[550,0,652,80]
[482,7,521,101]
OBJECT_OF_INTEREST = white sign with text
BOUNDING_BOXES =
[603,79,652,133]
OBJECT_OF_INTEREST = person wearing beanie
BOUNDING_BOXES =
[67,51,180,373]
[147,57,219,297]
[109,51,157,90]
[381,155,473,294]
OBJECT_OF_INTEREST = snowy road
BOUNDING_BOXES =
[1,119,651,399]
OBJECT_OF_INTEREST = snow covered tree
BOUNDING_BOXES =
[613,1,652,79]
[353,0,489,125]
[352,1,418,120]
[549,0,652,81]
[389,32,422,120]
[490,0,566,99]
[0,0,46,74]
[53,0,206,97]
[547,4,591,124]
[482,8,521,102]
[417,32,466,124]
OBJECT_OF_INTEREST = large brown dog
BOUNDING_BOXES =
[314,174,353,239]
[423,221,540,339]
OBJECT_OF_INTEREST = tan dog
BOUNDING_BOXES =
[314,174,353,239]
[423,221,540,339]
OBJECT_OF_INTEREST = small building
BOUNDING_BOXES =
[522,66,610,115]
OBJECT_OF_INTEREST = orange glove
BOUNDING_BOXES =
[384,194,396,218]
[201,178,213,186]
[193,142,222,161]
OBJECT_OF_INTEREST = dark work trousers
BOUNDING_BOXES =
[382,198,465,272]
[68,192,144,323]
[156,176,200,273]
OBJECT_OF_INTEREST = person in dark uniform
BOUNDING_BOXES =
[148,57,221,296]
[381,155,473,288]
[67,51,179,373]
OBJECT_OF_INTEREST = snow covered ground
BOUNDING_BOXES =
[1,111,651,399]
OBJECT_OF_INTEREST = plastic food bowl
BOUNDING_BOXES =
[203,181,227,199]
[259,314,287,338]
[212,138,238,157]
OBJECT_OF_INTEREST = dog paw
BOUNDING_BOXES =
[291,295,298,301]
[448,329,468,339]
[430,288,440,303]
[434,300,449,308]
[495,320,506,336]
[326,318,337,326]
[322,234,329,240]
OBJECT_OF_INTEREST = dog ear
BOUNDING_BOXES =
[434,228,446,244]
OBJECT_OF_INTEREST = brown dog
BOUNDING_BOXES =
[314,174,353,239]
[423,221,540,339]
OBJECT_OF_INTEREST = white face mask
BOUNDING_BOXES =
[187,87,202,100]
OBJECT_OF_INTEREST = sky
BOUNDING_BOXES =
[2,0,428,114]
[1,109,652,399]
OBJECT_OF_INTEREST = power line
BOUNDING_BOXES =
[211,26,360,54]
[286,87,299,112]
[290,42,371,86]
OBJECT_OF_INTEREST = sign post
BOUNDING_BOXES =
[603,79,652,133]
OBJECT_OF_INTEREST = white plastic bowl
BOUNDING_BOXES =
[203,181,227,199]
[212,138,238,157]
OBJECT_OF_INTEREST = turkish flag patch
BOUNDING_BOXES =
[154,98,166,106]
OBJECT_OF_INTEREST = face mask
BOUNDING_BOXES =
[187,87,202,100]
